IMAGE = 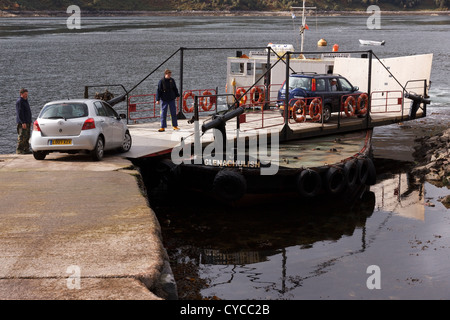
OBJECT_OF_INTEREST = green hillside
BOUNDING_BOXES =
[1,0,448,11]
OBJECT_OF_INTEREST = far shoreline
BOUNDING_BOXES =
[1,9,449,18]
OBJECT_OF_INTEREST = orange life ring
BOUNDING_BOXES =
[250,87,265,105]
[357,93,369,115]
[309,98,322,122]
[183,91,195,113]
[235,87,247,106]
[292,99,307,123]
[200,90,215,111]
[344,96,356,117]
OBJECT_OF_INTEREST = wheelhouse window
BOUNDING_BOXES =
[247,62,253,76]
[254,63,266,82]
[230,62,244,74]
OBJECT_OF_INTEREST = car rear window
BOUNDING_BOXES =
[288,77,311,90]
[40,103,89,119]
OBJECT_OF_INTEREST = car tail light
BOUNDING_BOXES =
[33,120,41,131]
[312,78,316,91]
[82,118,96,130]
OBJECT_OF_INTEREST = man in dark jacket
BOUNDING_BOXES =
[16,88,32,154]
[156,69,180,132]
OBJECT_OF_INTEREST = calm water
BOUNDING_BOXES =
[1,14,449,299]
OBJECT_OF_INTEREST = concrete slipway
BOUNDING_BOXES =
[0,153,176,300]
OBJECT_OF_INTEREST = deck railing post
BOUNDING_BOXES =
[177,47,186,119]
[337,97,341,129]
[215,86,219,114]
[366,50,373,128]
[423,79,427,117]
[265,47,271,108]
[284,52,290,127]
[194,95,201,163]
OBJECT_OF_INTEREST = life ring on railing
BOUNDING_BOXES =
[292,99,307,123]
[183,91,195,113]
[200,90,215,111]
[235,87,247,106]
[357,93,369,116]
[250,87,265,105]
[309,98,322,122]
[324,166,346,194]
[344,159,358,189]
[297,169,322,198]
[344,96,356,117]
[212,170,247,202]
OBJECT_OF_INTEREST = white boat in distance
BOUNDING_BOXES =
[359,39,386,46]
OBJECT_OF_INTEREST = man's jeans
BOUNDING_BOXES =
[160,99,178,128]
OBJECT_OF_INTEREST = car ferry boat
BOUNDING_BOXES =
[80,3,433,205]
[127,45,431,205]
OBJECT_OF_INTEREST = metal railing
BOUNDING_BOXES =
[128,94,159,122]
[238,99,285,131]
[82,47,430,140]
[370,91,403,114]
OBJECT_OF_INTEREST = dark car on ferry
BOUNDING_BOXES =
[277,74,365,123]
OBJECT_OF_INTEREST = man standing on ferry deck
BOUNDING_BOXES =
[156,69,180,132]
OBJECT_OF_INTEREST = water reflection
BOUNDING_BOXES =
[373,171,424,221]
[152,157,437,299]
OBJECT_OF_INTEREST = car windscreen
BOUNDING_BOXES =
[40,103,89,120]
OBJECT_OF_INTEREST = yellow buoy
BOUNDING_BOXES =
[317,38,327,46]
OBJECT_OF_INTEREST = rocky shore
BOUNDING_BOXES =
[1,9,449,18]
[413,128,450,208]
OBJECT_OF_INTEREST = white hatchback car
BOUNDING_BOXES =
[31,99,132,161]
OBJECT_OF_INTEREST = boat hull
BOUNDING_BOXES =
[359,39,385,46]
[135,129,375,205]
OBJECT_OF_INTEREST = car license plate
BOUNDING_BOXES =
[49,139,72,145]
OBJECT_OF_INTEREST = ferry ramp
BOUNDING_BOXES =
[0,154,176,300]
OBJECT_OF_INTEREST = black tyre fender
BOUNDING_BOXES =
[344,159,358,188]
[212,170,247,202]
[365,157,377,185]
[324,166,346,194]
[156,159,180,190]
[357,157,369,185]
[297,169,322,197]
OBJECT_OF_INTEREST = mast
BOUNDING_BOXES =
[301,0,306,53]
[291,1,316,54]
